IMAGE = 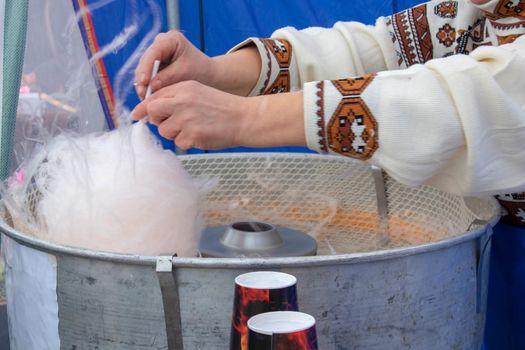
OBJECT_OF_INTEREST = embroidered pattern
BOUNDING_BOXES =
[455,18,491,54]
[485,0,525,19]
[389,4,434,67]
[509,193,525,200]
[259,40,273,95]
[490,19,525,30]
[385,0,524,62]
[437,24,457,47]
[490,19,525,44]
[434,1,458,18]
[260,39,292,95]
[497,193,525,227]
[315,81,328,152]
[497,33,522,44]
[325,74,378,160]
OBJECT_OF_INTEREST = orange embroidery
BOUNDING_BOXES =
[332,75,375,95]
[437,24,457,47]
[326,74,378,160]
[265,71,291,94]
[497,34,522,44]
[260,39,292,94]
[493,0,525,19]
[434,1,458,19]
[390,4,434,67]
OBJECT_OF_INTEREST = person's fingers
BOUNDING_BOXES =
[134,84,146,100]
[131,100,148,120]
[134,31,185,98]
[158,120,181,140]
[144,48,199,95]
[174,130,194,151]
[147,98,176,126]
[131,96,170,121]
[148,63,184,93]
[131,83,182,120]
[137,33,178,81]
[134,47,160,96]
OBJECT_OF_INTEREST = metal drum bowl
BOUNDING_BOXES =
[0,153,499,350]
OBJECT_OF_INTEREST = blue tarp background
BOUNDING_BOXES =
[485,223,525,350]
[87,1,523,349]
[89,1,168,116]
[85,1,176,149]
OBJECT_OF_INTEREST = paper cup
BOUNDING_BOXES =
[247,311,318,350]
[230,271,298,350]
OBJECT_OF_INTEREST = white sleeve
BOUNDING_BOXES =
[270,20,397,82]
[228,19,395,97]
[229,0,485,96]
[304,35,525,196]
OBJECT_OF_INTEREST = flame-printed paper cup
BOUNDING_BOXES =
[247,311,318,350]
[230,271,298,350]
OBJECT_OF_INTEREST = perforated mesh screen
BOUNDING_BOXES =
[181,153,498,255]
[14,152,498,256]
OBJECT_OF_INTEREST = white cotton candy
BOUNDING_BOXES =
[13,122,204,256]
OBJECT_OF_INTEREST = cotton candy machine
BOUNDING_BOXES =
[0,153,499,350]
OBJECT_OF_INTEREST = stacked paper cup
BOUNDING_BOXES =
[230,271,318,350]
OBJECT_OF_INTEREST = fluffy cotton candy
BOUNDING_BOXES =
[18,122,203,256]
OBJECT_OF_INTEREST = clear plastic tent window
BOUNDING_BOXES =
[13,0,164,173]
[14,0,110,171]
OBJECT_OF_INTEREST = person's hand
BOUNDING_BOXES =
[135,31,262,99]
[134,31,215,100]
[132,80,247,149]
[131,80,305,150]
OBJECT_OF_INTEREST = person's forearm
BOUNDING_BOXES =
[211,46,261,96]
[302,35,525,196]
[235,92,305,148]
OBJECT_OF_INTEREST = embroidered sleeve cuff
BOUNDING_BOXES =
[229,37,297,96]
[472,0,525,20]
[303,74,378,159]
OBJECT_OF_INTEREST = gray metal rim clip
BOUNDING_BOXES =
[468,219,493,314]
[371,165,390,245]
[156,255,184,350]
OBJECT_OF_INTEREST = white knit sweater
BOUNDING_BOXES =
[232,0,525,198]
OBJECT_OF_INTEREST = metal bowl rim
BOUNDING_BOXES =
[0,207,499,269]
[0,152,501,268]
[0,218,497,268]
